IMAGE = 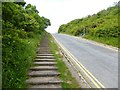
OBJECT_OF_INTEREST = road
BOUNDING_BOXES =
[53,33,118,88]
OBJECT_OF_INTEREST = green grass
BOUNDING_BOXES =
[84,35,118,47]
[48,34,80,88]
[2,32,45,88]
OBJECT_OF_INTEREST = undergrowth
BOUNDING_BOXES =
[2,32,45,88]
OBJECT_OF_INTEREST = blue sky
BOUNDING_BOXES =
[24,0,119,33]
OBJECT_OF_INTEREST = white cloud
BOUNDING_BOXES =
[25,0,119,33]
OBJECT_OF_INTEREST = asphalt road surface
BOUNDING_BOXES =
[53,33,118,88]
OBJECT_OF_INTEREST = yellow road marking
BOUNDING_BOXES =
[52,35,105,88]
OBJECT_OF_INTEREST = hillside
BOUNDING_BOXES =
[58,5,119,47]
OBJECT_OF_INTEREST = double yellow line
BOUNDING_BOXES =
[52,34,105,88]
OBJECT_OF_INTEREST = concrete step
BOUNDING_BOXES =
[33,62,57,66]
[37,51,51,53]
[37,54,53,56]
[36,56,54,59]
[37,50,50,52]
[40,46,49,47]
[38,46,49,48]
[38,48,50,50]
[37,52,51,54]
[30,66,58,71]
[26,77,62,85]
[35,59,55,62]
[28,71,60,77]
[28,84,62,88]
[37,47,50,49]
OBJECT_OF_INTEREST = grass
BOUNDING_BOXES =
[48,34,80,88]
[2,32,45,88]
[84,35,118,47]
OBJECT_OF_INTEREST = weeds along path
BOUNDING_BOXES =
[26,34,62,88]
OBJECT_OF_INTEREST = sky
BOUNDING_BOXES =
[24,0,119,33]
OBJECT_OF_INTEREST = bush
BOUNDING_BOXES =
[2,33,44,88]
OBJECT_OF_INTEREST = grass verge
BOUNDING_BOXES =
[84,35,118,47]
[48,34,80,88]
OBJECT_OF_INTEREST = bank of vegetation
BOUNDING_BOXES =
[2,2,50,88]
[58,4,119,47]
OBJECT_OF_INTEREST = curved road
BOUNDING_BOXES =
[53,33,118,88]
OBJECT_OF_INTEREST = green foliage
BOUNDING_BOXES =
[2,33,44,88]
[2,2,50,88]
[2,2,51,32]
[58,5,119,47]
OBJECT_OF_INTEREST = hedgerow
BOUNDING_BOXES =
[2,1,50,88]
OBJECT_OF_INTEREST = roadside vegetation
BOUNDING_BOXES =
[2,2,50,88]
[58,4,119,47]
[49,35,80,88]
